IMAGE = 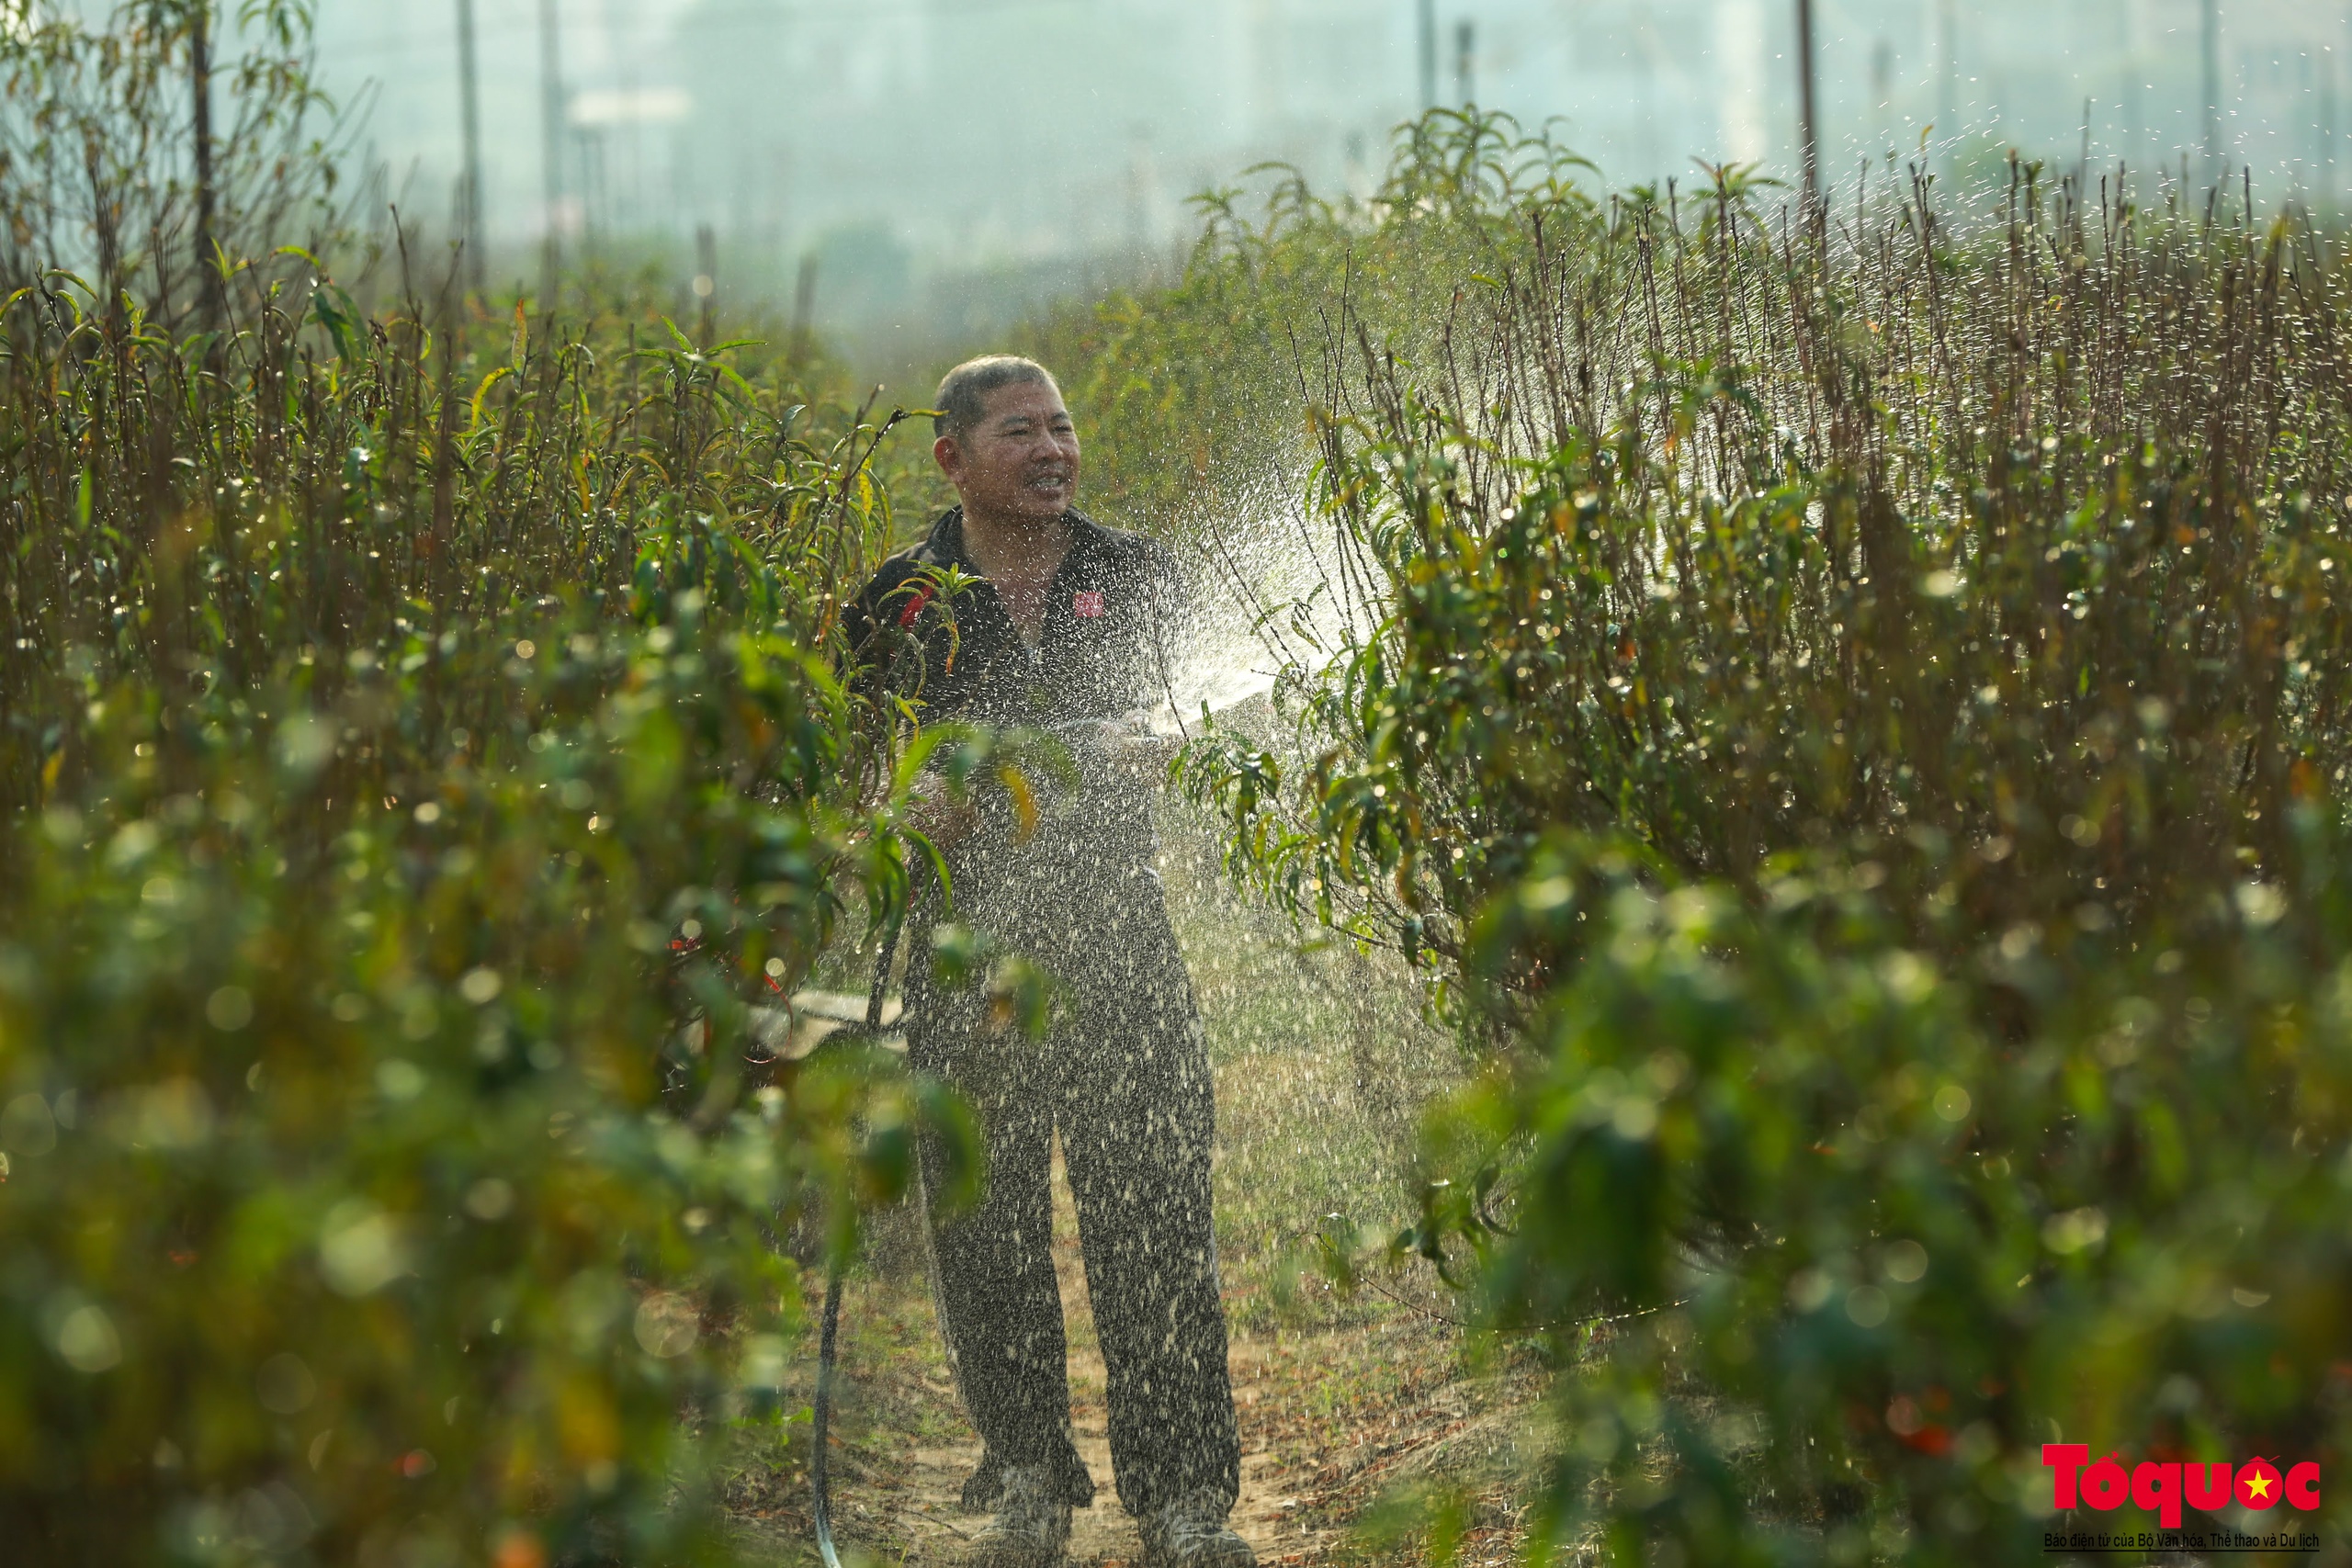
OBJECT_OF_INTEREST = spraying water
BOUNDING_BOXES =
[1147,475,1383,738]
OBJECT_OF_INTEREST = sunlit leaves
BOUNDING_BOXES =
[1117,113,2352,1563]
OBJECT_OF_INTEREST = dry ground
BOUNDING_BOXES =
[724,1146,1547,1568]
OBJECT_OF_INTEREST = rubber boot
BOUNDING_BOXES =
[968,1463,1072,1568]
[1139,1487,1252,1568]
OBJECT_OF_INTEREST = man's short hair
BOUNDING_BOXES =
[934,355,1060,440]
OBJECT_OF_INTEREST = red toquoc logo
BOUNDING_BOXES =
[2043,1445,2321,1528]
[1073,590,1105,618]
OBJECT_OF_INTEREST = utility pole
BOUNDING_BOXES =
[2334,4,2352,215]
[694,224,716,346]
[1454,19,1475,107]
[2200,0,2221,180]
[1937,0,1957,175]
[539,0,566,310]
[456,0,485,296]
[791,253,818,350]
[1417,0,1438,112]
[1795,0,1821,208]
[188,0,220,331]
[2328,21,2344,213]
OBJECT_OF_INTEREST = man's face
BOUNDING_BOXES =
[934,378,1080,527]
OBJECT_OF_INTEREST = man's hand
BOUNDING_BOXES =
[903,777,981,850]
[1107,729,1182,778]
[1067,713,1181,781]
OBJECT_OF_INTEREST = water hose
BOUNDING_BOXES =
[812,917,902,1568]
[811,1267,846,1568]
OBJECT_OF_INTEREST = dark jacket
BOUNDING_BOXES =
[845,506,1182,729]
[845,508,1185,932]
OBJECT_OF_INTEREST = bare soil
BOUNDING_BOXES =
[727,1152,1544,1568]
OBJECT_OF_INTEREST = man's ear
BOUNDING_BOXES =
[933,433,962,481]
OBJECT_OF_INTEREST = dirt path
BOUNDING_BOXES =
[865,1149,1344,1567]
[729,1147,1534,1568]
[872,1340,1320,1566]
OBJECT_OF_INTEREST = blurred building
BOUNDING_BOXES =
[303,0,2351,347]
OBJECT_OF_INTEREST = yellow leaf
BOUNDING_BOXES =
[469,366,511,431]
[998,764,1038,843]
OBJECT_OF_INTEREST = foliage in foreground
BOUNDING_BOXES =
[0,11,967,1558]
[1071,116,2352,1560]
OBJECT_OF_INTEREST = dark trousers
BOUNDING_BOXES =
[908,886,1240,1518]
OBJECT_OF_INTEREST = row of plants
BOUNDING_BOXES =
[1054,115,2352,1562]
[0,6,974,1564]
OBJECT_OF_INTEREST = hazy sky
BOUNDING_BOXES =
[293,0,2346,338]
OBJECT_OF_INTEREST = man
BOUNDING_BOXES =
[844,356,1250,1568]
